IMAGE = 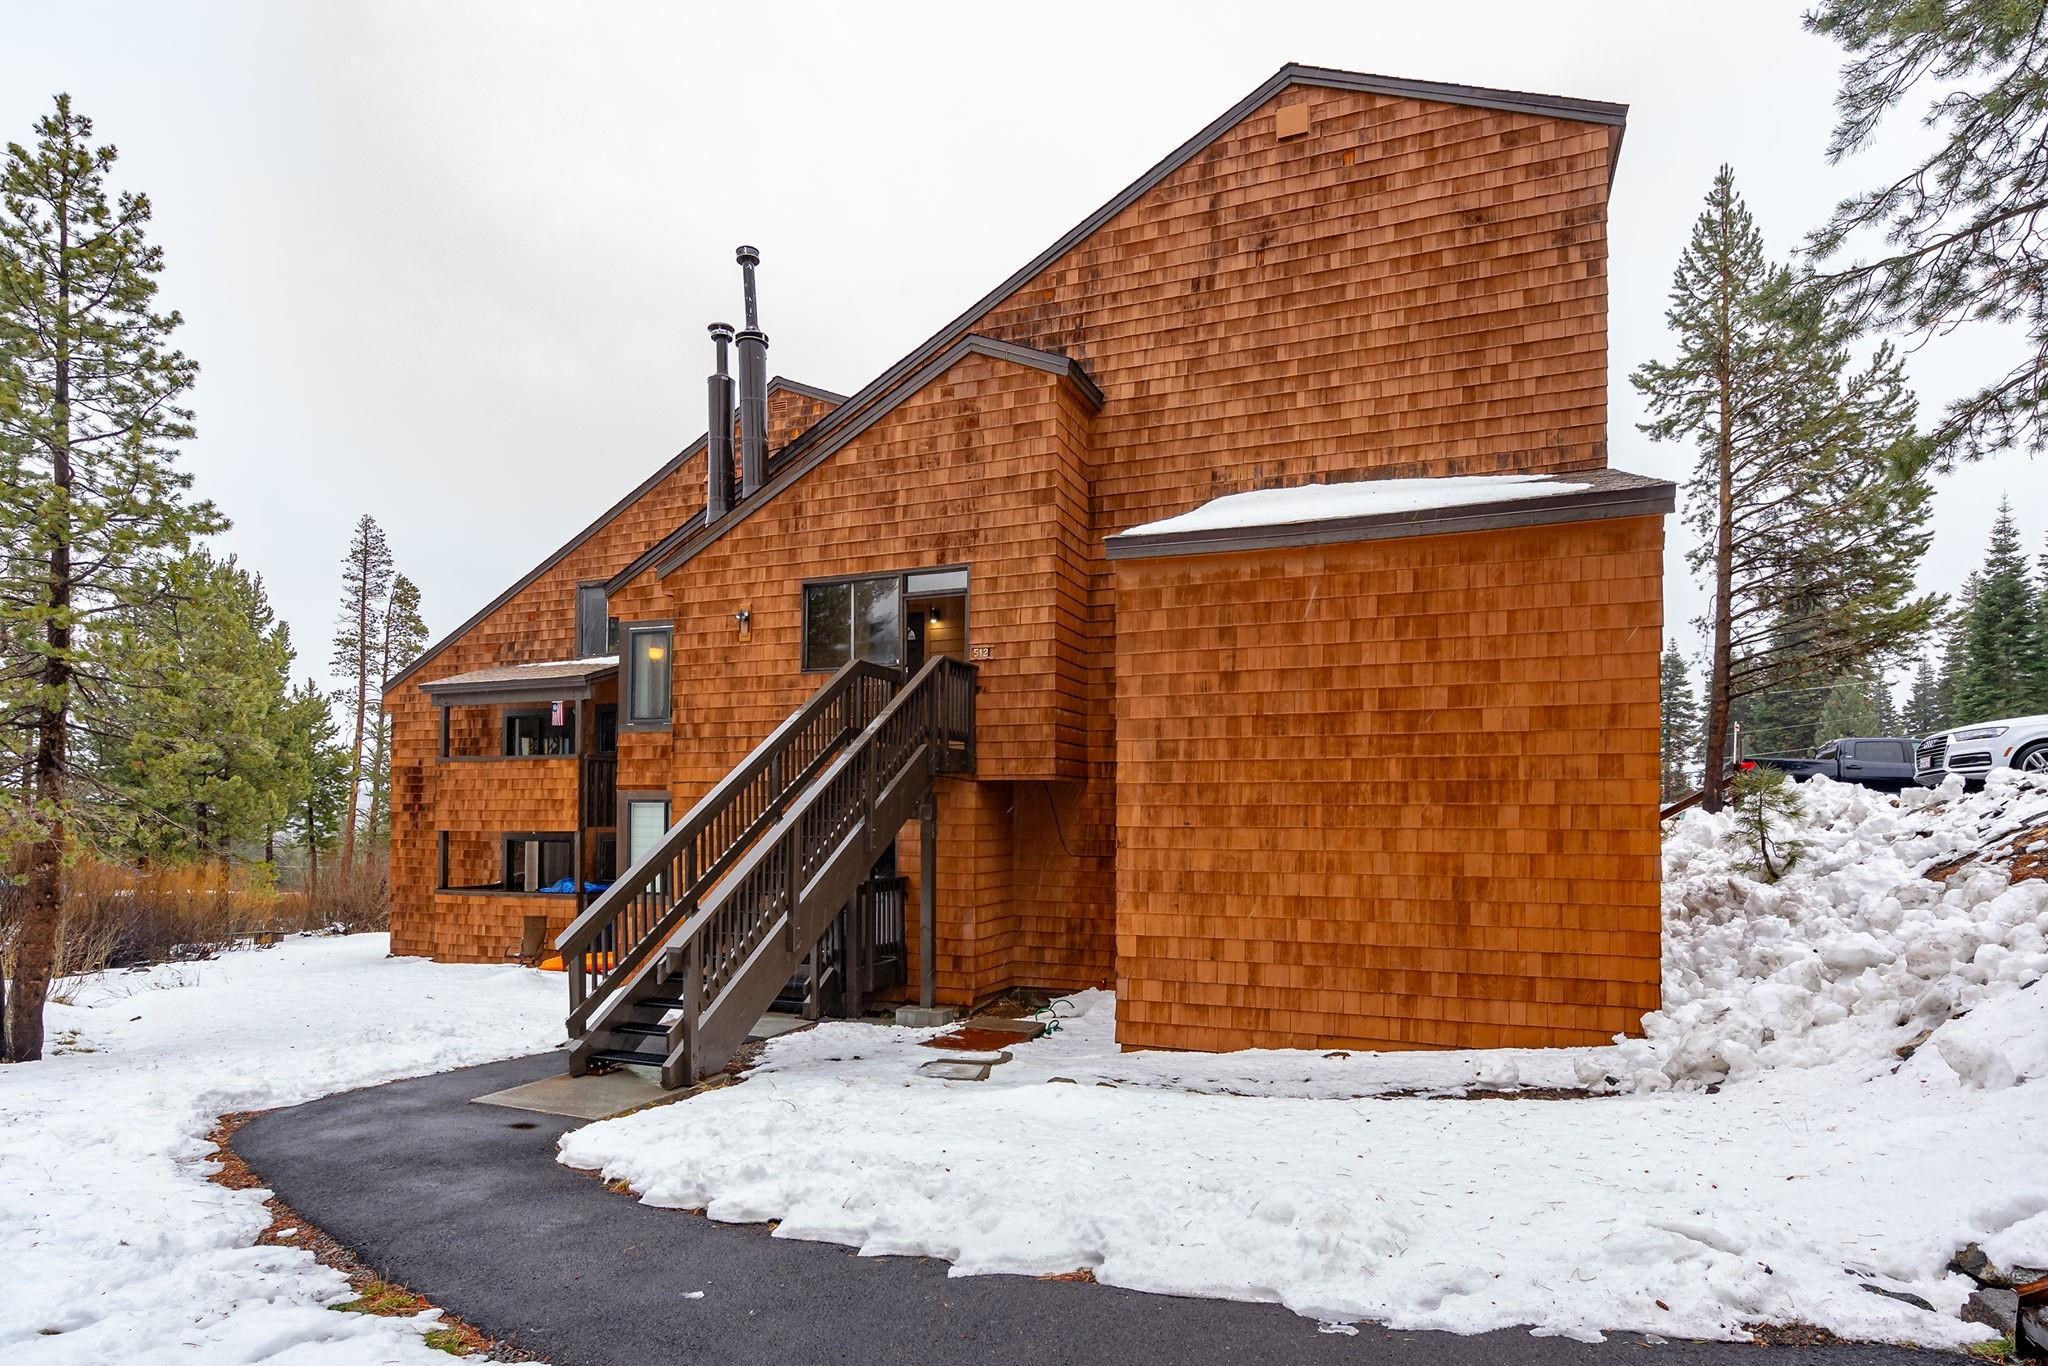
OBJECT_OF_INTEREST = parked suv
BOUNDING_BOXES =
[1753,737,1918,791]
[1914,715,2048,787]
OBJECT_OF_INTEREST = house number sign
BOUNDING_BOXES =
[970,645,993,661]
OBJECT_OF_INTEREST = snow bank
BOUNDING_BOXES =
[560,775,2048,1347]
[1599,771,2048,1092]
[1,934,563,1364]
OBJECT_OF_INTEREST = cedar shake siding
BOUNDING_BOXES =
[385,64,1665,1055]
[1111,517,1665,1052]
[384,380,839,961]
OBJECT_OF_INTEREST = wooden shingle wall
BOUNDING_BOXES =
[657,352,1118,1000]
[386,387,840,961]
[967,87,1614,534]
[1112,517,1664,1053]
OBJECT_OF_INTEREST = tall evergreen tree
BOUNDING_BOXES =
[0,96,223,1062]
[1815,674,1882,740]
[279,678,348,895]
[1904,652,1943,736]
[95,551,305,864]
[1659,642,1703,800]
[1807,0,2048,461]
[1950,499,2044,722]
[2030,533,2048,712]
[1633,166,1942,810]
[330,514,390,874]
[1931,573,1980,730]
[363,572,425,846]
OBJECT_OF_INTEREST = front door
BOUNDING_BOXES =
[903,593,967,671]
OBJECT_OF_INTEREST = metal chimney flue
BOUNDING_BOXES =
[734,245,769,496]
[705,322,736,521]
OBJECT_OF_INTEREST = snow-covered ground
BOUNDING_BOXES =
[561,773,2048,1347]
[0,934,563,1364]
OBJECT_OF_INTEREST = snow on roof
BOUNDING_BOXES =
[420,656,619,690]
[1115,473,1592,539]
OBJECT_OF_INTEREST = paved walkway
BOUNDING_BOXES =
[233,1052,1944,1366]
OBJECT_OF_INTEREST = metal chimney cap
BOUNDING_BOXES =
[707,321,736,340]
[735,245,761,267]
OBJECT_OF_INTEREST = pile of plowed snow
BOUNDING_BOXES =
[1593,770,2048,1092]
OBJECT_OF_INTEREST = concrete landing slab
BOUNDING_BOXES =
[748,1012,812,1039]
[473,1066,666,1121]
[895,1005,958,1028]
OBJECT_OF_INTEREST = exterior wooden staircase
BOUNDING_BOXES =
[554,655,976,1088]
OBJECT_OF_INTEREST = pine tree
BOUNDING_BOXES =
[331,515,391,874]
[1903,653,1943,736]
[279,679,348,896]
[363,573,425,846]
[0,96,224,1062]
[1806,0,2048,461]
[1632,166,1941,811]
[1933,574,1979,729]
[1871,667,1902,735]
[1815,674,1882,740]
[1951,499,2044,723]
[1659,642,1703,800]
[96,551,306,864]
[1728,766,1806,884]
[2030,534,2048,713]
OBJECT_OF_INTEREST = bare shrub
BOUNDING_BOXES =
[303,851,390,934]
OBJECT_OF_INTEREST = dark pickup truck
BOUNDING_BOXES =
[1752,737,1918,791]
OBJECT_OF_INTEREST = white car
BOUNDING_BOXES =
[1914,714,2048,786]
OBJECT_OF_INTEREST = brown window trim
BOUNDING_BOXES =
[620,620,674,732]
[797,564,971,675]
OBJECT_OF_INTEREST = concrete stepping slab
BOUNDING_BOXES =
[473,1066,667,1121]
[917,1058,993,1081]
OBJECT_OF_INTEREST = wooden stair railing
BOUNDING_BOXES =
[554,659,901,1034]
[573,655,976,1087]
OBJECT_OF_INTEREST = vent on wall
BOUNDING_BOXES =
[1275,103,1312,139]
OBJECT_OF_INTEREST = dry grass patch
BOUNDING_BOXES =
[209,1111,533,1360]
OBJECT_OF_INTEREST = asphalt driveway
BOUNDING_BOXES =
[232,1052,1946,1366]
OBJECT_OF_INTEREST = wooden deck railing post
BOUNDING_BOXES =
[919,793,937,1009]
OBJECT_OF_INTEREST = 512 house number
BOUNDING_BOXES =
[969,645,993,662]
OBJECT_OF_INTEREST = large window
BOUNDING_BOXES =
[503,707,575,757]
[625,625,672,726]
[576,585,616,658]
[802,575,901,672]
[504,834,574,892]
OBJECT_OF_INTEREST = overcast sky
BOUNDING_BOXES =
[5,0,2036,701]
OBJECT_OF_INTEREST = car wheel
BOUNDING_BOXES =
[2016,742,2048,775]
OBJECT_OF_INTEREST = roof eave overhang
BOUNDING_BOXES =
[1104,482,1676,562]
[652,335,1103,578]
[419,666,617,708]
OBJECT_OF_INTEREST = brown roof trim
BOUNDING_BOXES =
[383,454,685,693]
[1102,469,1675,561]
[640,63,1620,582]
[604,376,852,593]
[386,376,838,692]
[652,334,1103,577]
[766,375,849,406]
[420,658,618,706]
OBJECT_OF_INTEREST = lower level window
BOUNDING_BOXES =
[504,708,575,756]
[803,575,901,671]
[504,834,574,892]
